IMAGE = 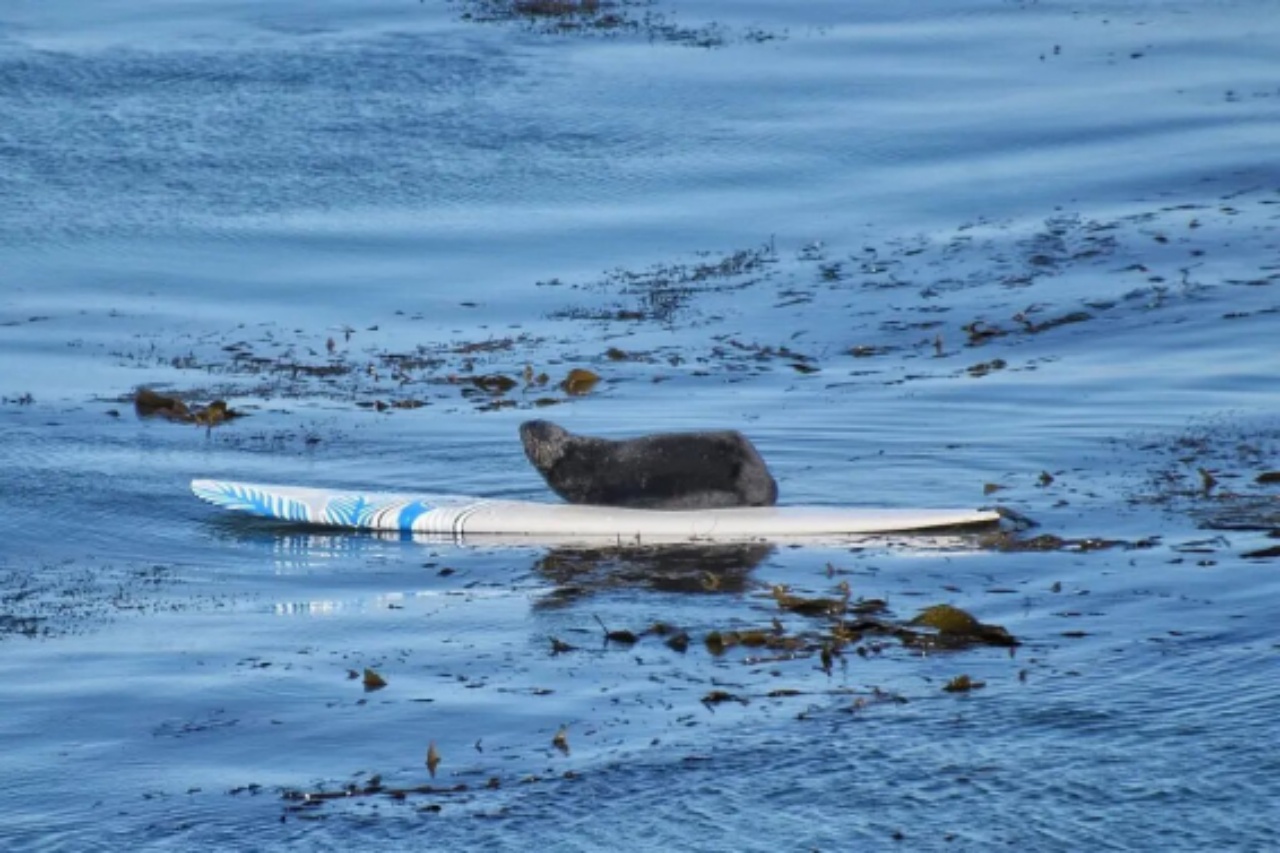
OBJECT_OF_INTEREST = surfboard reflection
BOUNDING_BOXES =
[532,541,776,602]
[201,516,992,579]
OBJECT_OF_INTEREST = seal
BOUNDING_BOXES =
[519,420,779,510]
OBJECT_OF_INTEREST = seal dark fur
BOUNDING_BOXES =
[519,420,778,510]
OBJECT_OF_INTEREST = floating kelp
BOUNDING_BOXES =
[702,690,748,707]
[282,780,468,805]
[1015,310,1093,335]
[471,373,518,394]
[664,631,690,653]
[1128,419,1280,532]
[704,630,729,656]
[513,0,604,16]
[943,674,985,693]
[967,358,1007,377]
[703,627,804,656]
[847,687,910,712]
[560,368,601,395]
[643,621,691,652]
[910,604,984,634]
[133,387,245,428]
[849,598,889,616]
[280,766,585,815]
[594,614,637,645]
[453,0,781,47]
[962,320,1007,344]
[426,742,441,778]
[134,388,190,420]
[193,400,232,427]
[362,668,388,691]
[906,604,1018,648]
[521,364,551,387]
[829,623,864,645]
[552,725,570,755]
[771,584,848,617]
[978,530,1136,553]
[548,243,778,325]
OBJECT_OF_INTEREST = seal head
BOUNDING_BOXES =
[519,419,778,510]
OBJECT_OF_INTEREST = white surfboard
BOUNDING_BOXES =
[191,479,999,542]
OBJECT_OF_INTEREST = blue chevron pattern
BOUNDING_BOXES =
[193,481,313,523]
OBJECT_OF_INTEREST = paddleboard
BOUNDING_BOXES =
[192,479,999,541]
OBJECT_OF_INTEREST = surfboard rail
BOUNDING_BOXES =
[191,479,1000,541]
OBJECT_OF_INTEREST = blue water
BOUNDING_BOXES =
[3,1,1279,850]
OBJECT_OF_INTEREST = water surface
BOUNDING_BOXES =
[2,0,1279,849]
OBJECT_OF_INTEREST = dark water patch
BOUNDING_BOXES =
[979,528,1157,554]
[21,188,1276,432]
[102,321,601,416]
[525,191,1280,397]
[452,0,782,48]
[1126,415,1280,532]
[0,30,577,242]
[3,524,1271,850]
[221,635,1280,848]
[133,387,248,428]
[0,559,201,640]
[533,541,773,600]
[544,242,778,326]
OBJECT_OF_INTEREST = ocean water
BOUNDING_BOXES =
[2,1,1278,850]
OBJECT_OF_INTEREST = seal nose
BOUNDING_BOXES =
[519,419,552,446]
[519,420,564,470]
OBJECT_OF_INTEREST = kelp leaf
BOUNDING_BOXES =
[134,388,191,421]
[472,374,518,394]
[426,741,441,778]
[943,674,985,693]
[552,725,570,755]
[909,604,1019,647]
[193,400,234,427]
[909,604,981,634]
[363,668,388,691]
[771,585,845,617]
[560,368,601,395]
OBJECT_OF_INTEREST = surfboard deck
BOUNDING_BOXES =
[191,479,1000,541]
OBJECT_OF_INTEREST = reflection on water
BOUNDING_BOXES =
[534,541,776,599]
[212,517,998,577]
[271,598,343,616]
